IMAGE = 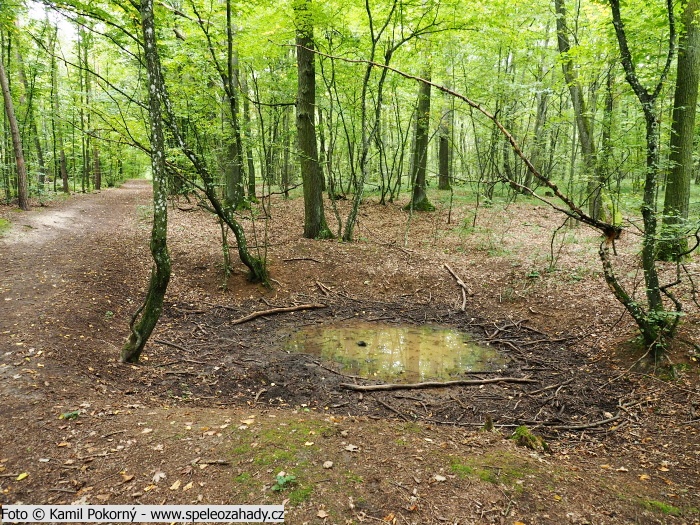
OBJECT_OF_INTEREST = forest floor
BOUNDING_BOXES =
[1,179,699,524]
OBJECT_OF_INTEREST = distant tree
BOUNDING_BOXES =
[0,53,29,210]
[554,0,603,220]
[406,69,434,211]
[438,93,452,191]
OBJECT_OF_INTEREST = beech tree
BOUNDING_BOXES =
[294,0,332,239]
[406,68,434,211]
[659,0,700,260]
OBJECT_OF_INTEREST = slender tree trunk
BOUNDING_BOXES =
[554,0,603,219]
[93,145,102,190]
[438,95,452,191]
[0,55,29,210]
[406,71,434,211]
[281,106,291,198]
[16,49,46,189]
[294,0,331,238]
[241,71,256,201]
[609,0,678,357]
[659,0,700,260]
[224,2,246,209]
[121,0,172,363]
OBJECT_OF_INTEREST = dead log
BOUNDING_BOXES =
[340,376,537,392]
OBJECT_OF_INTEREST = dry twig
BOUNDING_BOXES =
[444,263,471,311]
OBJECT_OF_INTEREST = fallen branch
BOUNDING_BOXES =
[340,377,537,392]
[284,257,324,263]
[375,398,411,421]
[545,412,622,431]
[315,281,333,296]
[444,263,471,311]
[230,303,327,325]
[528,377,575,395]
[195,459,230,466]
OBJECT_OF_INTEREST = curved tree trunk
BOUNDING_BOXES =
[120,0,172,363]
[609,0,678,357]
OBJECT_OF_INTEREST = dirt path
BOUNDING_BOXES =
[1,182,699,524]
[0,181,151,401]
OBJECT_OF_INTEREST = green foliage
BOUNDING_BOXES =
[271,473,297,492]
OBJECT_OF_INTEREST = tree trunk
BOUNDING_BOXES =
[93,145,102,190]
[406,72,434,211]
[0,54,29,210]
[554,0,602,219]
[16,48,47,189]
[659,0,700,260]
[241,71,257,201]
[294,0,331,239]
[438,91,452,191]
[609,0,678,357]
[120,0,172,363]
[224,3,246,210]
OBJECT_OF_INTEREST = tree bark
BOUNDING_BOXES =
[16,48,47,189]
[554,0,602,219]
[224,3,246,210]
[609,0,678,357]
[121,0,172,363]
[659,0,700,260]
[0,55,29,210]
[438,91,452,191]
[294,0,331,238]
[406,70,434,211]
[241,71,257,201]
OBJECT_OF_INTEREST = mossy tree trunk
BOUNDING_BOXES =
[659,0,700,261]
[294,0,332,239]
[406,70,434,212]
[120,0,171,363]
[608,0,679,358]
